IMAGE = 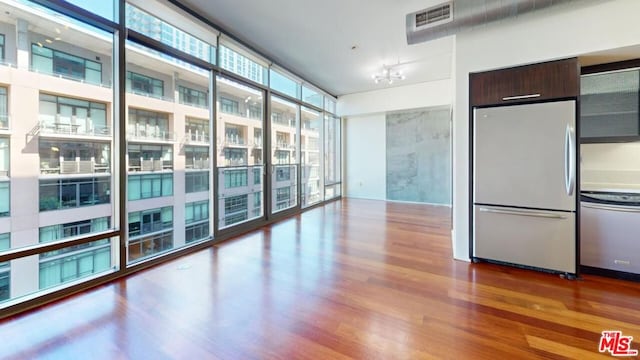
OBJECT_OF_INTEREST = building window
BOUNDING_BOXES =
[39,217,111,243]
[185,200,209,243]
[223,148,247,166]
[185,117,209,143]
[224,124,245,145]
[31,44,102,85]
[224,169,247,188]
[185,171,209,193]
[128,108,171,141]
[0,86,7,129]
[39,140,110,175]
[128,173,173,200]
[184,146,209,170]
[253,167,261,185]
[248,105,261,119]
[39,94,108,136]
[0,232,9,302]
[276,166,291,182]
[126,71,164,98]
[220,97,239,115]
[0,34,4,62]
[224,195,247,226]
[276,187,292,210]
[39,177,110,211]
[128,143,173,172]
[275,150,290,164]
[39,239,111,289]
[0,181,7,217]
[128,207,173,262]
[0,137,8,177]
[128,207,173,238]
[178,85,207,107]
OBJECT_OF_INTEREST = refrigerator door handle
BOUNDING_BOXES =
[564,124,576,196]
[479,207,567,219]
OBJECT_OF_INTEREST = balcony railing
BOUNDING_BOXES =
[127,124,175,142]
[184,131,210,144]
[39,116,111,137]
[126,89,174,103]
[128,159,172,172]
[29,67,111,88]
[223,134,246,146]
[186,159,210,170]
[41,159,110,175]
[0,115,8,130]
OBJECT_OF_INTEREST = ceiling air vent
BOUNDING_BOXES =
[413,2,453,31]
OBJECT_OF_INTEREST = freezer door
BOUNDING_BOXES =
[474,205,576,273]
[474,100,576,211]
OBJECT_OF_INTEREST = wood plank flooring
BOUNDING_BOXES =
[1,198,639,359]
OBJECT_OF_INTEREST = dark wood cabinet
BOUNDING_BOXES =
[470,58,579,107]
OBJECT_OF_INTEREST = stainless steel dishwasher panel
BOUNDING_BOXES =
[581,202,640,274]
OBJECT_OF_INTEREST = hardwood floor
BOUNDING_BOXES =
[1,198,639,359]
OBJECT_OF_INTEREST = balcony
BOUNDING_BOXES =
[41,159,110,175]
[0,115,8,130]
[29,67,111,88]
[186,159,210,170]
[127,124,175,142]
[38,116,111,138]
[223,134,247,147]
[128,159,172,172]
[184,131,210,144]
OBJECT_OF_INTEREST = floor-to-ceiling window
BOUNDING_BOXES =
[0,0,119,305]
[324,114,342,199]
[0,0,339,314]
[270,96,299,213]
[301,107,323,207]
[216,77,264,229]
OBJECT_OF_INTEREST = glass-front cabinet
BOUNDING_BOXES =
[581,66,640,142]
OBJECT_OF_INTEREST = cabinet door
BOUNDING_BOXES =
[470,58,579,106]
[580,68,640,142]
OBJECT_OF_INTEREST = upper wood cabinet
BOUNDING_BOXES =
[470,58,579,107]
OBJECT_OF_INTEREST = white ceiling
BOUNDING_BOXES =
[179,0,454,97]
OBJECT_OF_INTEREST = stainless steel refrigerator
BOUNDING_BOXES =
[472,100,577,275]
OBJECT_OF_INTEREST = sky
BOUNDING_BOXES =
[64,0,115,21]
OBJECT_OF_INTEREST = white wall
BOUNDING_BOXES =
[338,79,452,117]
[581,143,640,191]
[453,0,640,260]
[344,113,386,200]
[339,79,453,200]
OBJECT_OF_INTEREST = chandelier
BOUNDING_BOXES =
[372,64,405,84]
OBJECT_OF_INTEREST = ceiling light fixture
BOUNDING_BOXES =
[371,65,405,84]
[372,64,405,84]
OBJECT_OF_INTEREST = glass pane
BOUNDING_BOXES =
[271,96,298,213]
[301,107,323,207]
[219,45,267,85]
[126,41,212,264]
[217,76,264,229]
[125,2,216,65]
[65,0,117,22]
[269,69,299,98]
[324,115,341,200]
[302,86,323,108]
[0,0,117,308]
[0,87,8,129]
